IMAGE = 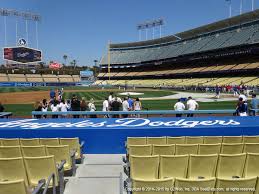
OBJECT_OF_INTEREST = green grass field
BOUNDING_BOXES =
[0,86,238,117]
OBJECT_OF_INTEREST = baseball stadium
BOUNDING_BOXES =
[0,1,259,194]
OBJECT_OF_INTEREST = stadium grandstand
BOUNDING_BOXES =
[96,10,259,88]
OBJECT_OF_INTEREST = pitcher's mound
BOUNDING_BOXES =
[118,92,144,96]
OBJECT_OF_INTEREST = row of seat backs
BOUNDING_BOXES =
[0,145,72,171]
[129,153,259,180]
[0,179,28,194]
[0,156,58,189]
[126,136,259,148]
[0,137,81,159]
[128,143,259,156]
[132,177,258,194]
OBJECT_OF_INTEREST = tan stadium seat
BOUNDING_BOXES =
[243,136,259,143]
[0,157,28,186]
[159,155,189,179]
[152,144,175,155]
[167,136,185,144]
[126,137,146,148]
[221,143,244,154]
[1,138,20,146]
[243,153,259,178]
[59,138,81,160]
[0,180,27,194]
[46,145,74,172]
[132,178,174,194]
[243,143,259,153]
[215,177,257,194]
[20,138,40,146]
[40,138,60,146]
[203,136,222,144]
[175,144,198,155]
[216,153,246,179]
[21,146,47,157]
[0,146,22,158]
[174,178,216,194]
[198,143,221,155]
[222,136,243,143]
[128,145,152,157]
[130,155,159,179]
[147,137,167,145]
[185,136,203,144]
[24,156,58,188]
[188,154,218,179]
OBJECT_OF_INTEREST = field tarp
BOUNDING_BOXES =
[0,117,258,154]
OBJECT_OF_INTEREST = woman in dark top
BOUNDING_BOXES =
[34,101,42,119]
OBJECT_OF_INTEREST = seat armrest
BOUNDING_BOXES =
[123,164,130,177]
[70,150,77,176]
[80,141,85,149]
[57,160,66,172]
[32,179,46,194]
[57,160,66,194]
[42,173,56,194]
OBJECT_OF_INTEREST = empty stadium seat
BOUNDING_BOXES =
[215,177,257,194]
[59,138,82,160]
[0,157,28,186]
[174,178,216,194]
[175,144,199,155]
[128,145,152,157]
[0,146,22,158]
[20,138,40,146]
[198,143,221,155]
[0,180,28,194]
[21,146,47,157]
[147,137,167,145]
[185,136,203,144]
[243,153,259,178]
[203,136,223,144]
[159,155,189,179]
[132,178,174,194]
[1,138,20,146]
[243,143,259,153]
[40,138,60,146]
[126,137,147,148]
[188,154,218,179]
[130,155,159,179]
[167,136,185,144]
[222,136,243,143]
[243,136,259,143]
[152,144,175,155]
[216,153,246,178]
[221,143,244,154]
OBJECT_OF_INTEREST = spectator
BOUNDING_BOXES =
[34,101,42,119]
[134,97,142,118]
[0,102,5,112]
[127,96,134,111]
[239,92,247,102]
[236,97,247,116]
[59,99,69,118]
[88,98,97,118]
[174,99,185,117]
[80,97,87,111]
[49,89,56,100]
[50,101,59,118]
[102,97,109,118]
[186,96,199,117]
[122,97,130,118]
[215,85,220,99]
[250,94,258,116]
[71,94,80,118]
[111,97,121,118]
[41,99,48,118]
[66,99,72,111]
[108,92,114,106]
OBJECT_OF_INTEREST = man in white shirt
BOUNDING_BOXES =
[186,96,199,117]
[239,93,247,102]
[122,97,129,118]
[102,98,109,118]
[174,99,185,117]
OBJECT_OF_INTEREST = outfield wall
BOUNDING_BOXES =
[0,117,258,154]
[0,82,81,87]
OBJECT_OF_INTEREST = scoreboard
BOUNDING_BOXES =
[3,47,42,63]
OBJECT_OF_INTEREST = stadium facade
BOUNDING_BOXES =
[97,10,259,88]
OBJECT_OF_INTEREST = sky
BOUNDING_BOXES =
[0,0,257,66]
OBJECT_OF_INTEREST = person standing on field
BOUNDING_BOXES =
[174,99,185,117]
[186,96,199,117]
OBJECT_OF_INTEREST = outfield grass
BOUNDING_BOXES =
[4,100,236,117]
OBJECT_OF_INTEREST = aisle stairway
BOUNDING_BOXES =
[64,154,124,194]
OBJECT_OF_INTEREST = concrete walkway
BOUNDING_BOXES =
[64,154,125,194]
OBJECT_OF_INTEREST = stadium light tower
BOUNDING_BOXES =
[252,0,255,11]
[137,18,164,41]
[240,0,243,14]
[226,0,232,18]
